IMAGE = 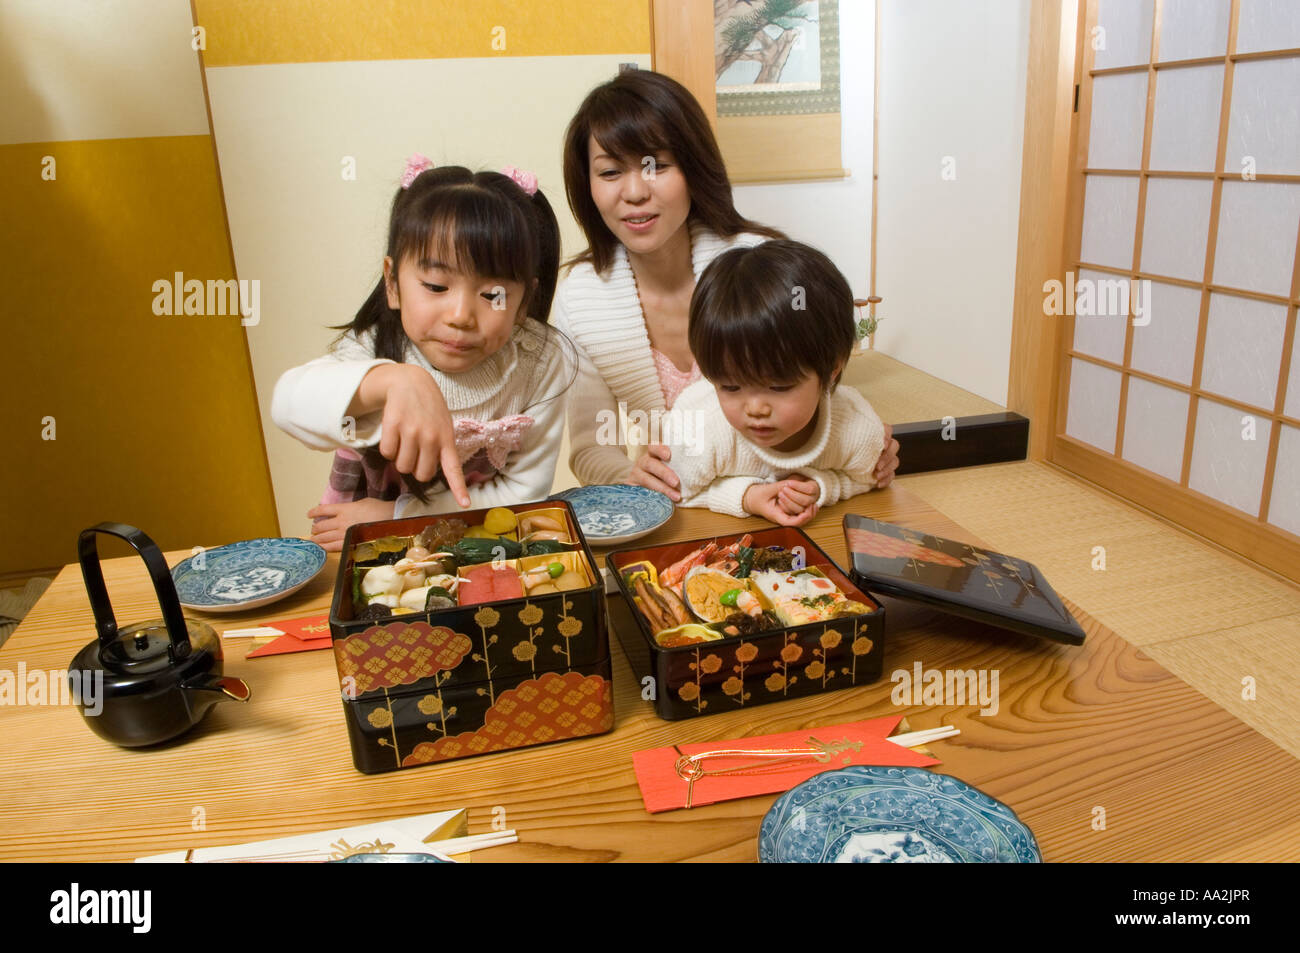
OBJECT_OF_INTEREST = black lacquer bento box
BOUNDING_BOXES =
[328,501,613,774]
[607,527,886,720]
[841,514,1086,646]
[606,516,1085,722]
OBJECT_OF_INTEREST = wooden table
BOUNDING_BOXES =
[2,485,1297,862]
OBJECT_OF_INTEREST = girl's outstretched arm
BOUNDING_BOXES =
[271,334,469,507]
[351,364,469,506]
[392,342,569,516]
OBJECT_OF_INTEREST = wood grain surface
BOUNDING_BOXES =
[1,485,1297,862]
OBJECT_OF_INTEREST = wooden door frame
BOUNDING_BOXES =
[649,0,717,127]
[1014,0,1300,582]
[1008,0,1081,460]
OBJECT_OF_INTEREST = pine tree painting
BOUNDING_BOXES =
[715,0,819,85]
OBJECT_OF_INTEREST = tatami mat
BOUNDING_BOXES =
[841,349,1006,422]
[0,577,53,649]
[897,461,1300,758]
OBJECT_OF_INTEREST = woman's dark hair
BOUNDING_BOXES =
[689,240,856,390]
[342,165,561,361]
[562,69,784,274]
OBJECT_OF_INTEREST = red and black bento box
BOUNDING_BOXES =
[607,527,885,720]
[328,501,614,774]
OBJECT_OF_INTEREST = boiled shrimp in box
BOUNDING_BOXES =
[607,527,885,720]
[328,501,613,773]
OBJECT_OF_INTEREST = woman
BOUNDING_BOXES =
[551,69,900,499]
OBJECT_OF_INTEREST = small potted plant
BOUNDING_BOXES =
[854,297,884,350]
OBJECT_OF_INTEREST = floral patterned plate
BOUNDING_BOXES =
[759,765,1041,863]
[550,485,674,546]
[332,852,453,863]
[171,538,327,613]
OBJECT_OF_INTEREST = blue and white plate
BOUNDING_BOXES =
[170,538,327,613]
[550,485,674,546]
[332,852,453,864]
[759,766,1041,863]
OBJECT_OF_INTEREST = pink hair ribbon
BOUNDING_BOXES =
[502,165,539,196]
[401,153,435,189]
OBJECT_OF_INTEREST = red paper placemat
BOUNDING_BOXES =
[632,715,940,813]
[245,614,331,659]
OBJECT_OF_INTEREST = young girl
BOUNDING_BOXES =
[271,158,572,550]
[665,240,886,526]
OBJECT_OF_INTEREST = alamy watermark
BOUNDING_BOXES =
[151,272,260,326]
[594,402,706,456]
[0,664,103,716]
[50,884,150,933]
[1043,271,1150,327]
[891,662,1000,716]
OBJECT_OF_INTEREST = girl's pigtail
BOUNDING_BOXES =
[348,279,408,362]
[527,188,561,322]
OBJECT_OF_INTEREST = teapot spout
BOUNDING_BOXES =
[187,674,251,702]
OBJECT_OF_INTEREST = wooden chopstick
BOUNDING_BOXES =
[429,830,518,854]
[887,726,961,748]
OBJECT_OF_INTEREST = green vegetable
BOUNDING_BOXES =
[352,566,366,608]
[734,546,754,578]
[452,535,522,565]
[424,588,456,611]
[547,562,564,579]
[720,588,740,608]
[522,539,570,557]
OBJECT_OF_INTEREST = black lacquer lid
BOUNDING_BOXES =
[841,514,1086,645]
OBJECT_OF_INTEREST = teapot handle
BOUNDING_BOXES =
[78,523,192,661]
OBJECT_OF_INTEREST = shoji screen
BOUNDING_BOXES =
[1056,0,1300,580]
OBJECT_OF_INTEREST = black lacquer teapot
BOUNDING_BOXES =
[72,522,250,747]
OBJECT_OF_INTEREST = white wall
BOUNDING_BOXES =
[874,0,1030,407]
[733,0,876,302]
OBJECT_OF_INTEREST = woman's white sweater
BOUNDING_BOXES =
[549,223,767,486]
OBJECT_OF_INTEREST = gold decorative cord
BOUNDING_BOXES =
[673,736,863,808]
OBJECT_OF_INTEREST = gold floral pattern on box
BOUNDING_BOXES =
[722,640,757,706]
[473,606,501,704]
[806,627,842,687]
[766,632,803,695]
[335,622,472,695]
[400,671,613,767]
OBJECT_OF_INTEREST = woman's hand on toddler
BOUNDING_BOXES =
[629,443,682,502]
[306,498,396,552]
[359,364,471,507]
[743,481,818,527]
